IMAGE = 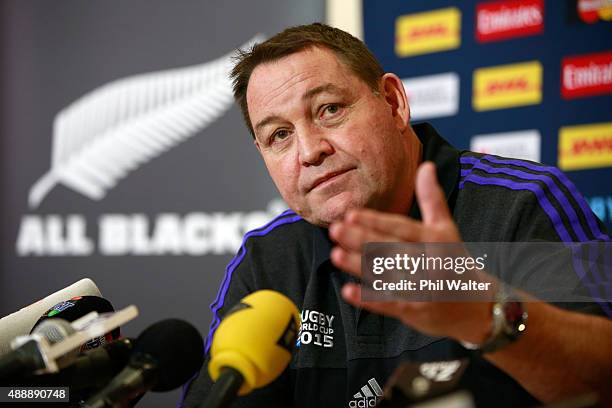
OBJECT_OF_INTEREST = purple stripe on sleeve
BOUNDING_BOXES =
[208,209,296,310]
[205,214,303,354]
[460,163,589,241]
[460,174,611,316]
[459,174,573,241]
[587,240,606,294]
[178,372,199,408]
[571,245,612,315]
[587,243,612,300]
[606,244,612,281]
[178,211,301,408]
[461,155,610,241]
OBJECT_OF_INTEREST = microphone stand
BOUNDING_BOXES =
[200,367,244,408]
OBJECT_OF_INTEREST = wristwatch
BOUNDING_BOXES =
[461,285,528,354]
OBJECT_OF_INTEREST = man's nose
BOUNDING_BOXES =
[298,129,334,166]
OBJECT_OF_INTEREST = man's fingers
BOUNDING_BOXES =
[329,221,395,252]
[344,208,422,241]
[330,247,361,277]
[416,162,452,225]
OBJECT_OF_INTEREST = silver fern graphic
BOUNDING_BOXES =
[28,35,265,209]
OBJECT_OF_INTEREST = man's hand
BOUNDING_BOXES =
[329,163,612,405]
[329,162,491,344]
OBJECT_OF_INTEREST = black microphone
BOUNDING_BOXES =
[0,318,78,382]
[0,337,47,382]
[83,319,204,408]
[0,296,125,382]
[376,359,473,408]
[17,338,134,391]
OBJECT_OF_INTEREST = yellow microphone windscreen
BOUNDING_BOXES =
[208,290,300,395]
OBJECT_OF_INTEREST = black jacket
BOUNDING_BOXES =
[181,123,609,408]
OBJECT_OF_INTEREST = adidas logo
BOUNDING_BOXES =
[348,378,383,408]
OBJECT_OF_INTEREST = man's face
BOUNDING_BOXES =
[247,47,418,227]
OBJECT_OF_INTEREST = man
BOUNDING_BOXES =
[182,23,612,407]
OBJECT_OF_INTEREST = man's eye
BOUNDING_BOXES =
[326,105,339,114]
[320,104,343,119]
[270,129,290,144]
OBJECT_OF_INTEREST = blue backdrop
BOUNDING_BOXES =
[363,0,612,232]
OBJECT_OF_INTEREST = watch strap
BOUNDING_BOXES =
[461,285,527,354]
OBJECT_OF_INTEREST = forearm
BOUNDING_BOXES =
[483,301,612,404]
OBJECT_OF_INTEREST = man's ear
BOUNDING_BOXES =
[380,73,410,131]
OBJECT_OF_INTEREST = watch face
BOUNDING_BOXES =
[505,301,525,324]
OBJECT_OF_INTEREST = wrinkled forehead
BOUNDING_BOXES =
[246,47,360,121]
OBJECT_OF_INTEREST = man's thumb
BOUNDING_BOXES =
[415,161,451,225]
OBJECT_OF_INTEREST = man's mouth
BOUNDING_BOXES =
[308,168,355,192]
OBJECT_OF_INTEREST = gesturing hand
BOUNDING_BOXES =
[329,162,492,344]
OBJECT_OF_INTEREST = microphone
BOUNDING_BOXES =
[0,278,101,356]
[376,359,474,408]
[0,319,78,382]
[33,319,76,343]
[0,336,48,382]
[31,318,78,369]
[17,338,134,392]
[202,290,300,408]
[31,295,121,351]
[83,319,204,408]
[0,295,121,381]
[0,306,138,382]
